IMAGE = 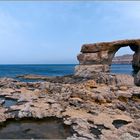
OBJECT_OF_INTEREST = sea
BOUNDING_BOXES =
[0,64,133,79]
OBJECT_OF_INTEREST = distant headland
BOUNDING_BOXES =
[112,54,132,64]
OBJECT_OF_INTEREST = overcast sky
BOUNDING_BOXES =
[0,1,140,64]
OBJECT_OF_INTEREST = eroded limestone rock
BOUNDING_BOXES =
[75,39,140,76]
[0,77,139,139]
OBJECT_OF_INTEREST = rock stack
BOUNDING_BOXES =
[75,39,140,77]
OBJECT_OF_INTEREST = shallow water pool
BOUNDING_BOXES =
[0,118,73,139]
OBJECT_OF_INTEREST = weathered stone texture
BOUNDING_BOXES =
[78,51,110,65]
[75,39,140,77]
[75,65,110,77]
[81,39,140,53]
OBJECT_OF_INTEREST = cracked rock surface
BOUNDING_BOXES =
[0,76,140,140]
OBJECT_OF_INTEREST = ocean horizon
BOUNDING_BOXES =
[0,64,133,79]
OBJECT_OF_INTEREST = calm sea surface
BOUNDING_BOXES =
[0,64,133,78]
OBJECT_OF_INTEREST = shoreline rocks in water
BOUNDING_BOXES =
[0,76,139,139]
[16,73,134,86]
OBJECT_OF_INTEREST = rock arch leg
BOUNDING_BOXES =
[129,45,140,73]
[132,51,140,73]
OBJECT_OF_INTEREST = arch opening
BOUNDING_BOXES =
[111,46,134,75]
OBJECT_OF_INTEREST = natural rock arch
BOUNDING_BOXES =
[75,39,140,77]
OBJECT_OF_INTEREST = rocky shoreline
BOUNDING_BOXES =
[0,39,140,139]
[0,74,140,139]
